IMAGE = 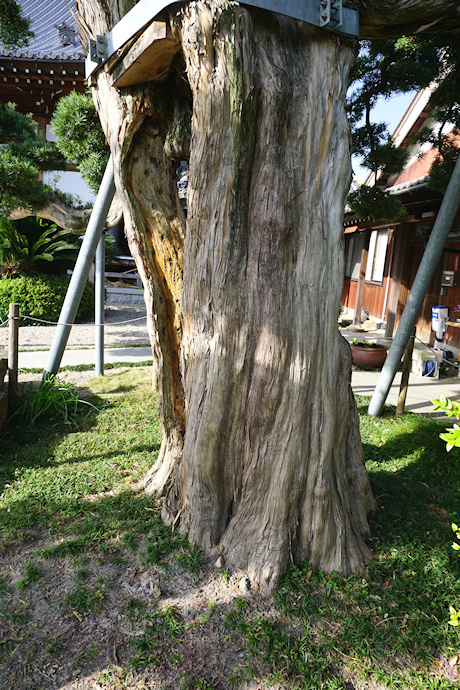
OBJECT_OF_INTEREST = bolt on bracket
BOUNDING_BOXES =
[89,35,108,63]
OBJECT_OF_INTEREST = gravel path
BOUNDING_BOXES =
[0,303,149,351]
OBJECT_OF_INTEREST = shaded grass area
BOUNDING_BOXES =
[0,383,459,689]
[220,398,460,689]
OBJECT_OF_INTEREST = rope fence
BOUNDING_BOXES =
[0,314,147,327]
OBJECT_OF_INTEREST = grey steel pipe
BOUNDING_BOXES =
[43,155,115,379]
[368,154,460,416]
[95,232,106,376]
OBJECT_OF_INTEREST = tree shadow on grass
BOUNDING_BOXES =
[0,386,106,494]
[0,392,458,689]
[264,397,460,686]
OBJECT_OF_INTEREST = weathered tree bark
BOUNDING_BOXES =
[76,0,460,590]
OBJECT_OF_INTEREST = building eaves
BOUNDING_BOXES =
[0,0,83,62]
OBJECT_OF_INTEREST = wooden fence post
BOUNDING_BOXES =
[8,302,19,411]
[395,326,416,418]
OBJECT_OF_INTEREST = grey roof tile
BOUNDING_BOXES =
[0,0,83,60]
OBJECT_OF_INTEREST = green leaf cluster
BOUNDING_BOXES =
[348,185,406,223]
[0,274,94,325]
[431,395,460,451]
[0,217,79,277]
[348,35,460,218]
[51,92,109,193]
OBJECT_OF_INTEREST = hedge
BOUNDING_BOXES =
[0,275,94,326]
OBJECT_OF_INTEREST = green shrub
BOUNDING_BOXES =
[0,275,94,326]
[8,376,95,429]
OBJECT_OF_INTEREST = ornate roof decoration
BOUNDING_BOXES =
[0,0,82,61]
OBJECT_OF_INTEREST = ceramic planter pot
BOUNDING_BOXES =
[350,342,387,368]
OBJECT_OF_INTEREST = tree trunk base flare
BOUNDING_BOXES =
[80,0,378,591]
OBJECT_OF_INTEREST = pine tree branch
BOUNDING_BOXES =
[361,0,460,40]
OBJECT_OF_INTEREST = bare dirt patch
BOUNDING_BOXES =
[0,527,281,690]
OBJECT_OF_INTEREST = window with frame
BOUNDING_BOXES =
[345,228,389,283]
[365,228,389,283]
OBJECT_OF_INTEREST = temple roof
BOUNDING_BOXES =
[0,0,82,61]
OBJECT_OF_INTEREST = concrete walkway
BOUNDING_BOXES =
[17,344,459,417]
[352,369,460,417]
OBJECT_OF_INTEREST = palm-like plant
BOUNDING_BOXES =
[0,217,79,277]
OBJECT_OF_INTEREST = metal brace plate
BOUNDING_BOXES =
[319,0,343,28]
[86,0,358,78]
[89,35,108,63]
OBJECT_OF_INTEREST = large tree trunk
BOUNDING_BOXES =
[174,5,376,589]
[76,0,459,590]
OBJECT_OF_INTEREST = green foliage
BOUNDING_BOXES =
[0,217,79,277]
[427,137,459,193]
[351,338,377,347]
[173,544,206,574]
[51,91,109,193]
[348,185,406,222]
[348,36,460,219]
[0,0,34,48]
[66,581,107,614]
[0,103,67,217]
[104,233,121,263]
[8,376,95,429]
[450,524,460,626]
[0,274,94,325]
[0,102,36,142]
[432,395,460,451]
[349,39,439,178]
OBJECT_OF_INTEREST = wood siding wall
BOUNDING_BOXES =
[341,226,460,350]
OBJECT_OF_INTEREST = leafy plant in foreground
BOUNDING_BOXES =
[0,217,79,278]
[450,523,460,627]
[431,397,460,631]
[8,375,95,429]
[432,395,460,451]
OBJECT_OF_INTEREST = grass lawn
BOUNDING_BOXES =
[0,374,459,689]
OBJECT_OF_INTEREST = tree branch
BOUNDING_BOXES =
[360,0,460,40]
[9,191,123,234]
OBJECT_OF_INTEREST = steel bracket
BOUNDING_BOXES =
[319,0,343,28]
[89,35,108,64]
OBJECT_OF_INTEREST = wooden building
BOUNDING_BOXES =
[342,88,460,353]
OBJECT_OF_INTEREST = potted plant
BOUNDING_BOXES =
[350,338,388,368]
[452,305,460,323]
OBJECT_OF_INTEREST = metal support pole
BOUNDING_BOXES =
[368,154,460,416]
[43,155,115,379]
[95,232,105,376]
[8,302,19,411]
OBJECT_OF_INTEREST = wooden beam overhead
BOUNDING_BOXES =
[107,21,180,87]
